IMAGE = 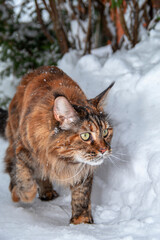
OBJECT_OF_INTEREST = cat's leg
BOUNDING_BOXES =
[70,174,93,224]
[11,147,37,203]
[37,178,59,201]
[4,121,17,192]
[5,144,17,192]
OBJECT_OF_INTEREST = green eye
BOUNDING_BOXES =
[103,129,108,137]
[80,132,90,141]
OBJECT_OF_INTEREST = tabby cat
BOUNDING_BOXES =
[4,66,114,224]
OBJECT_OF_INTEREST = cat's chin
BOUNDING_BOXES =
[75,156,104,166]
[86,158,104,166]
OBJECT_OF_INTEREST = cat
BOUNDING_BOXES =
[3,66,114,224]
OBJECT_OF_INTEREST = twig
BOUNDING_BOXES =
[48,0,69,54]
[83,0,92,55]
[68,0,86,34]
[118,2,133,44]
[132,0,139,46]
[112,5,118,51]
[42,0,52,15]
[140,0,151,28]
[35,0,54,44]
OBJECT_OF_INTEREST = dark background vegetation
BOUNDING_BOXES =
[0,0,159,107]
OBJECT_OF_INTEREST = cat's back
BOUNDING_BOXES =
[20,66,86,106]
[7,66,87,143]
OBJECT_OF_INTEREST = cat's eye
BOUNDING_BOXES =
[80,132,91,141]
[103,129,108,137]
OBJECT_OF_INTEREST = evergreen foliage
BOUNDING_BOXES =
[0,0,61,78]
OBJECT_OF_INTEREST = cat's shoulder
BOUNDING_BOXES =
[20,66,72,84]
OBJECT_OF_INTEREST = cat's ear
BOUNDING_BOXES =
[53,96,79,130]
[88,82,114,111]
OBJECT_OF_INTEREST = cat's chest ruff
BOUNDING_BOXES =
[50,161,94,186]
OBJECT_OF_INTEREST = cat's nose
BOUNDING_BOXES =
[99,148,107,154]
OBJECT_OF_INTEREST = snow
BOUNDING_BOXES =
[1,22,160,239]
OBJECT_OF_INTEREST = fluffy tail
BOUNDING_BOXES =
[0,108,8,137]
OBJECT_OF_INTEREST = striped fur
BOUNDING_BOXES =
[4,66,114,224]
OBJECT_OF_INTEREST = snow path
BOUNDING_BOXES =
[1,23,160,240]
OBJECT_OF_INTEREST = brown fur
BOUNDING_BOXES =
[4,66,114,224]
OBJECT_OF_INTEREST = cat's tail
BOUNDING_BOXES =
[0,108,8,137]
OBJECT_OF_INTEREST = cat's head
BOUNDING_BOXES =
[52,83,114,166]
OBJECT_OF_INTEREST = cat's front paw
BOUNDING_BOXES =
[70,214,94,225]
[39,190,59,201]
[11,183,37,203]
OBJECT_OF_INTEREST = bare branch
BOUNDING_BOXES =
[132,0,140,46]
[140,0,152,28]
[118,3,133,44]
[68,0,86,34]
[112,6,118,51]
[83,0,92,55]
[35,0,54,44]
[42,0,52,15]
[140,0,148,10]
[48,0,69,54]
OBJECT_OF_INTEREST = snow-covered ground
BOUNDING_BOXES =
[1,23,160,240]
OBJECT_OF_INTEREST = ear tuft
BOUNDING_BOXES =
[53,96,79,130]
[88,82,114,111]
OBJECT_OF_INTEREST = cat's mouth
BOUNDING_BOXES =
[75,154,106,166]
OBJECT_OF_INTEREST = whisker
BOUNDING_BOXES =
[108,156,119,168]
[110,154,128,163]
[111,150,127,156]
[113,152,127,156]
[105,112,113,121]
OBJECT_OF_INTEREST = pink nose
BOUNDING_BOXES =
[99,148,107,154]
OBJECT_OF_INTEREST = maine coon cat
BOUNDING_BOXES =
[4,66,114,224]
